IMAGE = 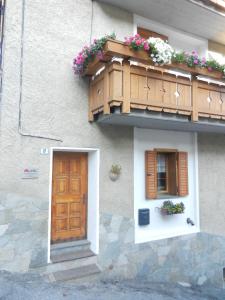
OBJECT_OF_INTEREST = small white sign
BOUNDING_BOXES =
[22,168,39,179]
[40,148,49,155]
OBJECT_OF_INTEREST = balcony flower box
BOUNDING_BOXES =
[171,62,224,80]
[160,201,185,216]
[77,38,225,80]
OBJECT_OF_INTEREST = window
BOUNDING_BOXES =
[145,149,188,199]
[157,153,168,193]
[137,27,168,41]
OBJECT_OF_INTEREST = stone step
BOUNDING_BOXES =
[48,264,101,282]
[51,249,95,263]
[51,240,91,256]
[37,254,98,275]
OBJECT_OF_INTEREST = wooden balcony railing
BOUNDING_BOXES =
[87,40,225,123]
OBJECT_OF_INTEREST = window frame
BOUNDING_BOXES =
[155,149,178,197]
[145,148,188,200]
[137,27,168,41]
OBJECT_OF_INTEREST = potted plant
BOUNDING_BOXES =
[109,164,121,181]
[160,200,185,215]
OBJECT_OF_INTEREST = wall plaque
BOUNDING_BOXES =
[22,168,39,179]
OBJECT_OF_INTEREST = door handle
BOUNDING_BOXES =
[82,193,86,204]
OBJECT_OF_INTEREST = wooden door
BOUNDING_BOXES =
[51,152,88,243]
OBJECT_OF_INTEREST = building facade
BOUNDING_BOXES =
[1,0,225,286]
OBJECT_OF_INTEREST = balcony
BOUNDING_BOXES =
[87,40,225,133]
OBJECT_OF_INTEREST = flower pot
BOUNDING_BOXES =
[160,208,184,216]
[109,172,119,181]
[171,62,224,80]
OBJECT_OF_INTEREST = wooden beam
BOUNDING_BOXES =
[192,79,199,122]
[103,67,110,115]
[122,61,131,113]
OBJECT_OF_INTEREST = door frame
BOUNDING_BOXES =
[48,147,100,263]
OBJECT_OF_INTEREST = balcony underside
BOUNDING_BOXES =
[98,0,225,45]
[96,108,225,133]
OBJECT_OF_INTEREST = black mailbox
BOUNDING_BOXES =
[138,209,150,226]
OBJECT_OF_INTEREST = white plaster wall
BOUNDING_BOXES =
[87,150,100,254]
[134,128,199,242]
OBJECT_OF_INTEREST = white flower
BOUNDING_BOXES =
[148,37,174,65]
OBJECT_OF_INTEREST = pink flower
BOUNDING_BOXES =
[143,42,150,51]
[194,59,198,65]
[136,39,142,46]
[135,33,140,38]
[96,50,104,60]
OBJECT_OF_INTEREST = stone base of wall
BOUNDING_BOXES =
[99,213,225,287]
[0,191,225,287]
[0,191,48,272]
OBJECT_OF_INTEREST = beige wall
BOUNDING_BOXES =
[0,0,134,218]
[198,133,225,236]
[2,0,225,236]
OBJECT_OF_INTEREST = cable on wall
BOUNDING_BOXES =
[18,0,62,142]
[89,0,94,45]
[0,0,6,104]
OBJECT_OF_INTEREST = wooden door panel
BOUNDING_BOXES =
[51,152,88,243]
[70,202,81,213]
[70,158,81,175]
[55,203,68,217]
[55,159,69,175]
[70,217,81,229]
[70,178,81,195]
[54,178,69,194]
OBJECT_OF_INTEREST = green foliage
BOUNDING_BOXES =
[110,164,121,175]
[172,52,186,64]
[74,33,225,76]
[73,33,116,75]
[206,59,225,72]
[161,201,185,215]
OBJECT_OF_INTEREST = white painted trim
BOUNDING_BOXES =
[140,228,199,243]
[47,147,100,264]
[133,14,208,55]
[134,128,200,243]
[47,149,53,263]
[194,132,200,231]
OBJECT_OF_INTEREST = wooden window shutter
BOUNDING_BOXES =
[177,152,189,196]
[167,152,177,195]
[145,151,157,199]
